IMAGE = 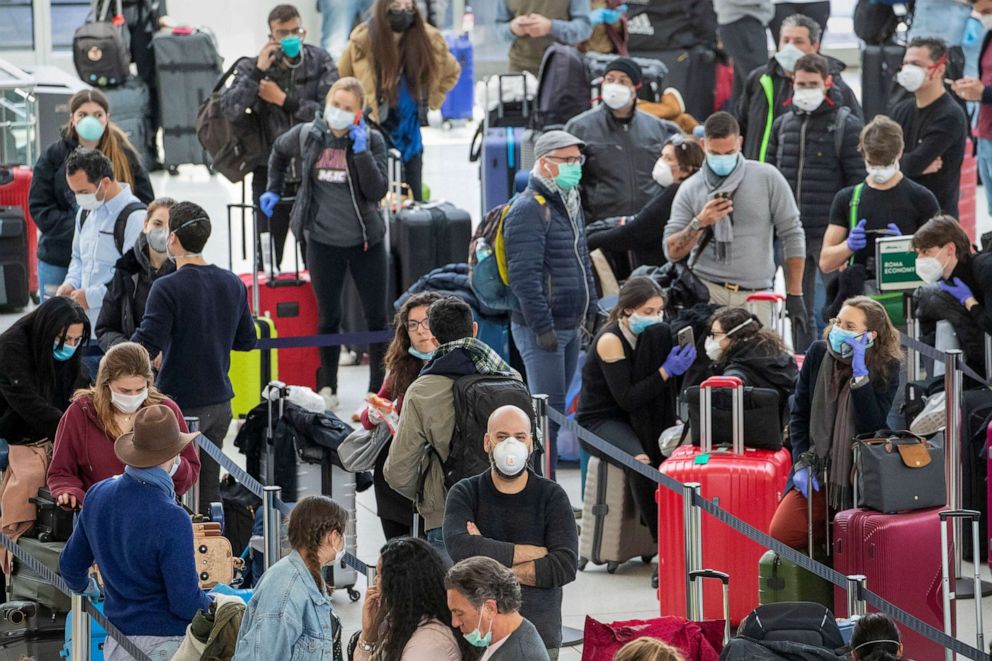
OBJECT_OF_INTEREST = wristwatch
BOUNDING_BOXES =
[689,217,703,232]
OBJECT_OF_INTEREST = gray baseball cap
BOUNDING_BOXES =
[534,130,586,159]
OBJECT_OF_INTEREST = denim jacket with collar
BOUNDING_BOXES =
[233,551,337,661]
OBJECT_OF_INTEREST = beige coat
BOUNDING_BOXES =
[352,619,462,661]
[338,22,461,123]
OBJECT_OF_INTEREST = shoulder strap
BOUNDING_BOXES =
[115,202,147,255]
[833,106,851,160]
[847,183,865,267]
[758,74,776,163]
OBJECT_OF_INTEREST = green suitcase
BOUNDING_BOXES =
[10,537,71,613]
[758,548,833,609]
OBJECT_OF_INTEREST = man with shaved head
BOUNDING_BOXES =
[442,405,578,658]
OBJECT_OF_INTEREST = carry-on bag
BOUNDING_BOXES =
[683,385,784,450]
[578,455,655,573]
[580,612,725,661]
[0,166,38,301]
[0,206,30,310]
[26,487,74,543]
[853,430,946,513]
[72,0,130,88]
[441,33,474,122]
[9,537,70,613]
[61,597,106,661]
[738,601,845,649]
[197,57,268,184]
[658,377,791,626]
[391,201,472,293]
[629,47,717,120]
[534,44,591,130]
[861,44,906,122]
[471,125,526,217]
[0,600,66,660]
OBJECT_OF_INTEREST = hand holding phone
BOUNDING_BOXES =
[677,326,694,349]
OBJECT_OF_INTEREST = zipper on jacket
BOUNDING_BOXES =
[797,115,809,207]
[569,201,591,322]
[344,156,369,251]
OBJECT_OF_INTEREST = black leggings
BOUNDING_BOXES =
[587,417,659,541]
[403,153,424,202]
[251,167,293,269]
[307,238,388,393]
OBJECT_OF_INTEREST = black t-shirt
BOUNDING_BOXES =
[829,177,940,270]
[890,93,968,217]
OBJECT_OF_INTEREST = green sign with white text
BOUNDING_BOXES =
[875,236,924,292]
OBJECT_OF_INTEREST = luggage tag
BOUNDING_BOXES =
[694,453,710,465]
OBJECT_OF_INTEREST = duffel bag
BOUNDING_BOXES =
[854,429,946,513]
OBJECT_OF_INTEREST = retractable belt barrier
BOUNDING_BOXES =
[900,330,989,386]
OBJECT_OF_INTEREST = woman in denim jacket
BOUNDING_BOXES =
[234,496,347,660]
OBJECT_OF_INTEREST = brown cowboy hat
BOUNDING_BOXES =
[114,404,197,468]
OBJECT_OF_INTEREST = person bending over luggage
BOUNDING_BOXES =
[614,637,686,661]
[220,3,339,270]
[585,134,705,270]
[0,297,90,446]
[29,89,154,303]
[262,76,389,413]
[769,296,901,550]
[360,291,442,540]
[354,537,476,660]
[48,341,200,510]
[96,197,176,352]
[576,277,695,547]
[850,613,904,661]
[496,0,592,76]
[444,405,578,656]
[132,201,257,514]
[445,556,550,661]
[60,404,211,661]
[338,0,461,202]
[234,496,347,660]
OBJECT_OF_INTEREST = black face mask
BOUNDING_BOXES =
[388,9,415,33]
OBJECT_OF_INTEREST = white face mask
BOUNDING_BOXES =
[896,64,927,93]
[981,14,992,31]
[492,438,529,478]
[324,105,355,131]
[111,388,148,414]
[915,248,948,284]
[704,336,724,362]
[652,158,674,187]
[75,180,105,212]
[792,87,825,113]
[168,456,181,477]
[602,82,634,110]
[866,161,900,185]
[774,43,805,73]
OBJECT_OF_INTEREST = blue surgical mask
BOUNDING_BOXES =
[408,346,433,361]
[75,115,106,143]
[53,340,77,362]
[463,610,493,648]
[554,162,582,190]
[628,313,662,335]
[828,325,873,358]
[280,35,302,59]
[706,153,739,177]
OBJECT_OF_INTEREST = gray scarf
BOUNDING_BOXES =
[535,172,583,225]
[702,153,746,263]
[809,347,856,511]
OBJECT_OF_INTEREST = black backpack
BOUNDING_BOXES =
[80,201,146,256]
[440,375,538,489]
[72,0,131,88]
[533,44,591,131]
[738,602,846,651]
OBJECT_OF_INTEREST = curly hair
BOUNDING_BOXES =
[383,292,443,397]
[375,538,475,660]
[287,496,347,592]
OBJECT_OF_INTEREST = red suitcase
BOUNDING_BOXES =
[0,166,38,301]
[657,377,791,626]
[832,507,950,661]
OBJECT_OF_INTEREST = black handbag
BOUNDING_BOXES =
[854,430,946,513]
[635,230,712,312]
[684,385,784,450]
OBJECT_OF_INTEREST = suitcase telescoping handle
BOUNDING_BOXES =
[746,292,786,343]
[688,569,731,644]
[699,376,744,455]
[939,509,984,659]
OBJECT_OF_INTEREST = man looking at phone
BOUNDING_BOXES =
[664,111,807,333]
[220,3,338,269]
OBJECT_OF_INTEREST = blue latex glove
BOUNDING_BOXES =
[939,276,974,306]
[80,575,100,599]
[661,343,697,377]
[845,333,870,378]
[589,3,627,24]
[259,192,281,218]
[885,223,901,236]
[794,466,820,499]
[846,218,867,252]
[349,117,368,154]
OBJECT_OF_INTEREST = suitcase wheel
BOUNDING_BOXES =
[578,557,588,571]
[606,562,620,574]
[348,588,361,602]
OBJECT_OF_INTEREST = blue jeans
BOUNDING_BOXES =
[317,0,373,59]
[37,260,67,302]
[978,139,992,215]
[908,0,973,46]
[511,323,581,475]
[426,527,452,566]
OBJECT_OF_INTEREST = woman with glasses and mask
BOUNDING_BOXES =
[769,296,901,550]
[586,134,705,269]
[48,342,199,510]
[360,292,442,539]
[338,0,461,201]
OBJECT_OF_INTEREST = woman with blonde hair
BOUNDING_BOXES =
[48,341,199,509]
[614,637,686,661]
[262,76,390,412]
[29,88,154,302]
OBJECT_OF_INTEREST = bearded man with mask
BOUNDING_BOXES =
[443,405,578,658]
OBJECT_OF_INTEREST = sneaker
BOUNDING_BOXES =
[319,387,340,411]
[352,393,374,423]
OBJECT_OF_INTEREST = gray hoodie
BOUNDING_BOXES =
[713,0,774,25]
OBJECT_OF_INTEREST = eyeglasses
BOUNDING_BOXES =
[545,154,586,165]
[272,27,306,38]
[708,331,727,339]
[406,318,430,332]
[828,318,867,334]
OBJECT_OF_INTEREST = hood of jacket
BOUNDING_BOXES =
[421,348,479,379]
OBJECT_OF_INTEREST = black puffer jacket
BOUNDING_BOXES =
[765,90,866,238]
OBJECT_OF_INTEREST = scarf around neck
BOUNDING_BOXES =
[124,464,176,499]
[535,171,582,225]
[702,153,746,263]
[809,346,855,511]
[430,337,517,378]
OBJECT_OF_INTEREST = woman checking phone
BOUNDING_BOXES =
[262,77,390,409]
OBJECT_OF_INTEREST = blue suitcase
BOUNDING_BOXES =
[475,126,523,216]
[441,33,474,122]
[61,598,107,660]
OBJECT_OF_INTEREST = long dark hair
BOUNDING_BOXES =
[5,297,90,401]
[376,538,477,660]
[708,307,785,364]
[851,613,902,661]
[287,496,346,592]
[367,0,440,105]
[383,292,442,397]
[607,276,664,324]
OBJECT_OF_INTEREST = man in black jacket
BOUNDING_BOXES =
[219,3,338,268]
[738,13,862,162]
[766,53,866,350]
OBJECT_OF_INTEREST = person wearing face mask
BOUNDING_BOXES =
[262,77,389,412]
[47,341,199,511]
[765,53,866,350]
[496,0,593,76]
[360,292,442,540]
[220,3,338,271]
[564,57,680,248]
[889,37,968,217]
[29,89,154,304]
[233,496,348,660]
[96,198,177,353]
[738,13,861,163]
[444,405,578,657]
[60,404,212,661]
[446,556,550,661]
[338,0,461,202]
[769,297,902,550]
[951,0,992,217]
[585,134,705,269]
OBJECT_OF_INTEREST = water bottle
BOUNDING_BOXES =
[475,237,492,263]
[462,5,475,35]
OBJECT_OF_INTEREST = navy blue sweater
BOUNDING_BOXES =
[60,473,212,636]
[132,264,256,409]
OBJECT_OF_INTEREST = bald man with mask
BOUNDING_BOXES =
[442,405,578,658]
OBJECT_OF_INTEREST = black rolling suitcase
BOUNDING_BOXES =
[861,43,906,122]
[0,600,66,660]
[390,202,472,293]
[103,77,155,169]
[0,206,29,310]
[25,488,74,543]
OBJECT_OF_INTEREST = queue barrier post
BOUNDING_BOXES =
[682,482,703,620]
[70,594,91,661]
[181,416,200,513]
[846,574,868,617]
[944,350,964,581]
[531,394,552,480]
[263,485,282,571]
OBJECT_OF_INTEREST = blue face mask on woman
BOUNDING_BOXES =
[53,340,77,362]
[629,313,663,335]
[408,346,433,361]
[828,325,874,357]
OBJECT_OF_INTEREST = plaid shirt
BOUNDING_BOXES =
[430,338,517,378]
